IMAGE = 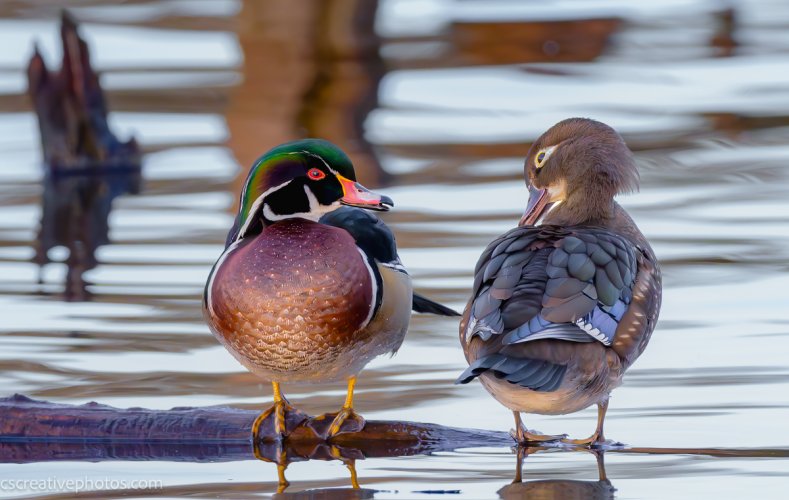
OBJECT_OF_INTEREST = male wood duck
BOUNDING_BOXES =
[204,139,458,440]
[457,118,661,446]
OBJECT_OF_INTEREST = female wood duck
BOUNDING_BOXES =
[204,139,458,440]
[457,118,661,446]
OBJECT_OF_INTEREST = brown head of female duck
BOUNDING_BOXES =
[457,118,662,446]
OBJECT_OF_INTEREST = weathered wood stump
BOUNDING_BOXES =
[27,11,140,168]
[27,11,142,300]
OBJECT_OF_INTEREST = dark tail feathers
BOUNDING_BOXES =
[455,354,566,392]
[412,293,461,317]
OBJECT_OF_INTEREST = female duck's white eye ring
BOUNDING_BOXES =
[535,145,557,169]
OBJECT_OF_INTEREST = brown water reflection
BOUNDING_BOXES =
[34,167,141,300]
[227,0,385,186]
[27,12,141,300]
[1,0,789,498]
[500,448,615,500]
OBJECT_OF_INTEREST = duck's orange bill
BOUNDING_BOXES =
[338,175,393,211]
[519,185,550,226]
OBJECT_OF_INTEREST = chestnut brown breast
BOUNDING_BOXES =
[204,218,374,382]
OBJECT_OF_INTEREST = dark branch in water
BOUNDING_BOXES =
[0,394,510,464]
[2,394,787,466]
[27,11,140,168]
[27,11,142,300]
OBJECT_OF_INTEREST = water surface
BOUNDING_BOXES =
[0,0,788,497]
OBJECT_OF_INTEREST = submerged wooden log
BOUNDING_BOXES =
[3,395,786,466]
[0,395,511,464]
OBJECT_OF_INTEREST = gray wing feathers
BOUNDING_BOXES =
[466,229,546,341]
[466,226,638,346]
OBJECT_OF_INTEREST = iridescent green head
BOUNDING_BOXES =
[226,139,392,245]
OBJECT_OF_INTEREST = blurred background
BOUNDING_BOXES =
[1,0,788,498]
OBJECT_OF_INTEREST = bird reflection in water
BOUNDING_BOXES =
[499,447,615,500]
[254,440,366,495]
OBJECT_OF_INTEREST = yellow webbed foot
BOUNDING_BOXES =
[327,406,366,438]
[252,399,308,440]
[308,376,366,439]
[308,407,366,439]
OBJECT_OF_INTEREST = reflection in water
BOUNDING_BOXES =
[711,7,738,57]
[26,12,140,168]
[15,434,784,498]
[273,487,376,500]
[227,0,385,189]
[26,12,142,300]
[251,420,508,493]
[499,447,615,500]
[34,167,141,301]
[444,17,621,66]
[255,442,362,494]
[1,0,789,497]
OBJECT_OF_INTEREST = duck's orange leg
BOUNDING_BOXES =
[252,430,292,493]
[325,376,366,438]
[329,446,361,489]
[251,382,308,440]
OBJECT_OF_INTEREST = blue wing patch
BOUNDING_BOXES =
[502,314,594,344]
[574,299,629,345]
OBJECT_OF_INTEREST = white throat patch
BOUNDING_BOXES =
[535,200,562,225]
[261,184,341,223]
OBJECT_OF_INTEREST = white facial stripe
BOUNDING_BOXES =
[236,179,291,241]
[261,203,341,223]
[260,185,341,223]
[357,247,377,329]
[262,204,285,222]
[237,176,348,239]
[304,184,320,211]
[288,150,340,176]
[302,185,342,218]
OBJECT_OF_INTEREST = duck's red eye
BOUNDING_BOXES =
[307,168,326,180]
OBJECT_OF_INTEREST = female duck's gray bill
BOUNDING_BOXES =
[518,185,552,227]
[338,176,394,211]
